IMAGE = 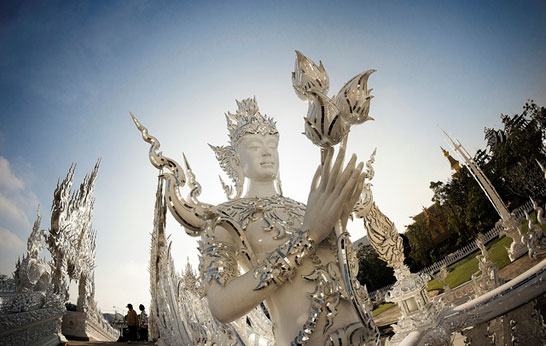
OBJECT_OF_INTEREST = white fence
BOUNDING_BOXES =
[369,201,534,301]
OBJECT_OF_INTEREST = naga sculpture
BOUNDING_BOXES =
[13,207,50,293]
[521,198,546,258]
[47,161,99,312]
[1,160,118,345]
[471,234,503,296]
[133,51,382,345]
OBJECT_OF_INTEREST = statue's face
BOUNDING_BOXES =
[238,134,279,181]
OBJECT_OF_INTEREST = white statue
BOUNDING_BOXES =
[1,161,118,345]
[521,200,546,258]
[471,233,502,296]
[132,51,380,345]
[13,207,50,293]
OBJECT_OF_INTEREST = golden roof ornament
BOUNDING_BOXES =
[441,146,460,172]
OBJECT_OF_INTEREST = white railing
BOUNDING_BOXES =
[369,201,534,300]
[398,258,546,345]
[419,201,533,277]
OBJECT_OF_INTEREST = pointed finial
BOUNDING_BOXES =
[129,112,142,130]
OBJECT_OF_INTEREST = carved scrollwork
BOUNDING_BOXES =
[131,113,216,236]
[360,203,405,270]
[209,144,244,200]
[522,211,546,258]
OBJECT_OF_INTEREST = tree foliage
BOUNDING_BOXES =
[356,244,395,292]
[404,101,546,268]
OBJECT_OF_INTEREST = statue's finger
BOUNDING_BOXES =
[320,147,334,191]
[310,164,322,192]
[341,174,364,227]
[349,174,365,207]
[327,152,356,191]
[338,163,362,199]
[332,146,346,183]
[331,155,357,193]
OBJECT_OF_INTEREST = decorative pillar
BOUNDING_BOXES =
[358,203,444,345]
[442,129,527,261]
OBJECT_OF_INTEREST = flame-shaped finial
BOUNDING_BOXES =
[130,112,215,236]
[334,70,376,125]
[292,50,329,100]
[304,91,348,147]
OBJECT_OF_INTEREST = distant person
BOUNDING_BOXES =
[138,304,149,341]
[126,303,138,343]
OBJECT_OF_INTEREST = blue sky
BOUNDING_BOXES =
[1,1,545,312]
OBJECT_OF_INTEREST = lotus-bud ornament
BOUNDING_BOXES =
[334,69,375,125]
[292,50,329,100]
[304,91,349,148]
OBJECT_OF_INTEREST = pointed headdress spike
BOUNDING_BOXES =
[225,97,278,146]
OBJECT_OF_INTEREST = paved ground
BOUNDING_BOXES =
[498,252,546,281]
[67,341,154,346]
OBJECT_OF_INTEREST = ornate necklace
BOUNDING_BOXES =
[217,195,306,240]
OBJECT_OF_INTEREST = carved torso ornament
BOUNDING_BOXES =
[199,195,366,345]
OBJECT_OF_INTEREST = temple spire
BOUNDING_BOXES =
[440,127,527,261]
[440,128,510,221]
[440,146,460,173]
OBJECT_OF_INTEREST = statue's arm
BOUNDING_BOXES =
[201,225,282,324]
[202,147,364,324]
[202,223,321,323]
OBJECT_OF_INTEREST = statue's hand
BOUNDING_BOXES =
[340,172,365,230]
[304,146,364,244]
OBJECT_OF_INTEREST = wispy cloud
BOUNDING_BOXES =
[0,192,30,227]
[0,226,25,251]
[0,156,38,251]
[0,157,24,191]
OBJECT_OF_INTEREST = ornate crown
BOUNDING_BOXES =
[226,97,279,146]
[211,97,279,200]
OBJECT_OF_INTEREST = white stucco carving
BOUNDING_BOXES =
[470,234,503,297]
[134,51,381,345]
[521,199,546,258]
[0,161,118,345]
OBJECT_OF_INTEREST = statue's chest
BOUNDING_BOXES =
[218,196,306,255]
[244,208,304,254]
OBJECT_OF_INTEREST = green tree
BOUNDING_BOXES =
[485,101,546,205]
[404,216,434,267]
[356,244,395,292]
[404,101,546,267]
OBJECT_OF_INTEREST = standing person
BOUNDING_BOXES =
[138,304,148,341]
[126,303,138,343]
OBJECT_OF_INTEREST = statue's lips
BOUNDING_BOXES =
[260,162,275,167]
